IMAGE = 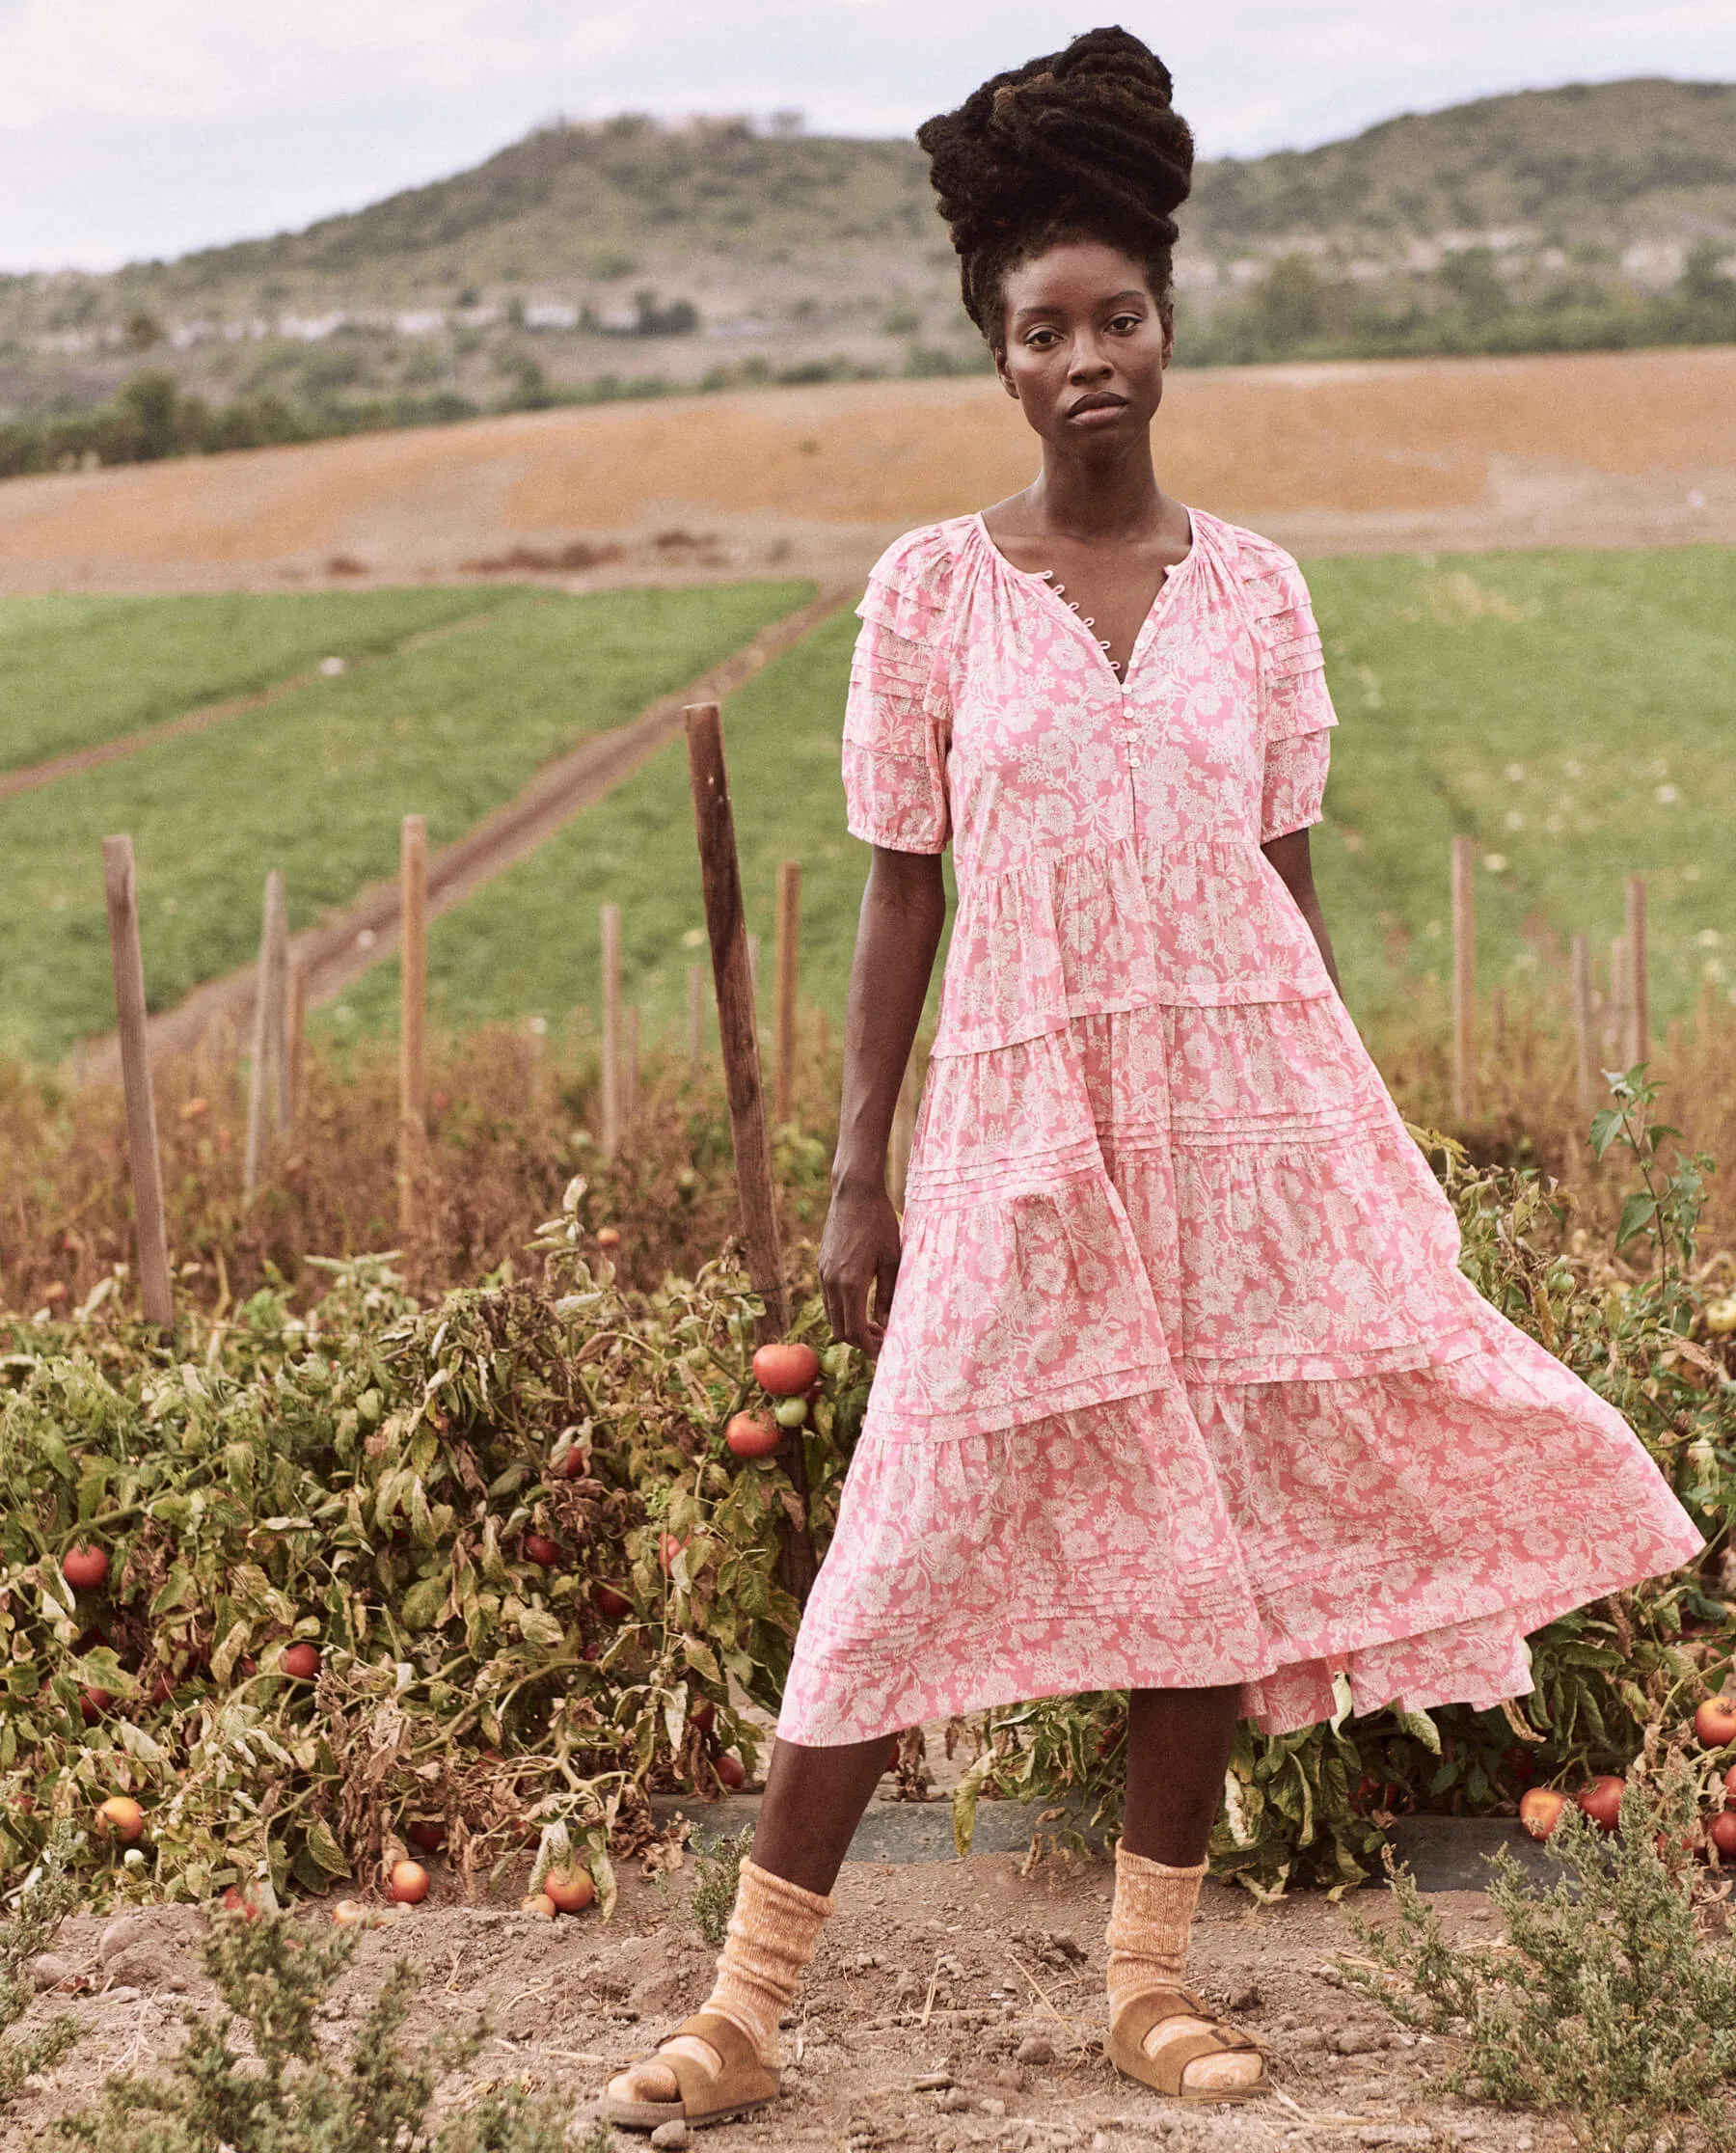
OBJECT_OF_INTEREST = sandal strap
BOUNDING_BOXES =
[660,2011,774,2110]
[1112,1987,1265,2056]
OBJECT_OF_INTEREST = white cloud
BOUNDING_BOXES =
[0,0,1732,269]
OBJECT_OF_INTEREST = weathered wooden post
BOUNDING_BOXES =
[243,869,287,1197]
[397,815,427,1237]
[1625,873,1648,1066]
[685,700,815,1601]
[686,962,706,1076]
[599,904,622,1159]
[285,951,307,1129]
[1451,835,1477,1122]
[774,858,800,1125]
[1570,934,1597,1110]
[100,837,174,1331]
[1610,934,1632,1073]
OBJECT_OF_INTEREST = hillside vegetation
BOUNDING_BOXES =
[2,79,1733,464]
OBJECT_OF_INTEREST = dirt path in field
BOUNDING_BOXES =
[6,1840,1550,2152]
[0,605,512,804]
[2,347,1733,600]
[72,583,852,1085]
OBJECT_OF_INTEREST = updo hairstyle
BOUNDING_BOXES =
[916,25,1195,351]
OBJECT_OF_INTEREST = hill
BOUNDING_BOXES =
[2,79,1733,434]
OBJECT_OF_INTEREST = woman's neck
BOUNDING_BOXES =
[1021,445,1167,544]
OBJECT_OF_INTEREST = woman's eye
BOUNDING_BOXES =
[1109,313,1144,333]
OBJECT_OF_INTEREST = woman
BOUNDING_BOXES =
[604,26,1701,2128]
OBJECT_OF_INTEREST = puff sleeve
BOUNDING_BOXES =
[1241,534,1339,843]
[842,530,954,854]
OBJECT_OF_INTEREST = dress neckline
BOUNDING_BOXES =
[968,507,1198,689]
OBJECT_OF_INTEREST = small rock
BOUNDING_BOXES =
[978,2096,1007,2117]
[936,2087,973,2112]
[104,1985,141,2004]
[913,2070,953,2091]
[1221,1976,1261,2012]
[98,1912,156,1964]
[649,2123,692,2151]
[1016,2035,1054,2065]
[30,1953,80,1993]
[1333,2026,1386,2055]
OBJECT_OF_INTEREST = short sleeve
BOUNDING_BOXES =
[1237,529,1338,842]
[842,529,954,854]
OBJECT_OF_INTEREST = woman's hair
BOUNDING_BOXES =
[916,25,1195,349]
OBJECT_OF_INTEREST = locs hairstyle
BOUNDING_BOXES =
[916,25,1195,351]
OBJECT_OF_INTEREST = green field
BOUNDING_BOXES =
[331,546,1736,1052]
[0,586,528,772]
[0,581,810,1061]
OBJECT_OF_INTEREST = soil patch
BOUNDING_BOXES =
[7,1849,1555,2152]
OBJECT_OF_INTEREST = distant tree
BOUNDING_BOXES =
[1437,246,1510,326]
[124,311,163,352]
[1254,256,1326,347]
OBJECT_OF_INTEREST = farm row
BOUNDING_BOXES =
[1,546,1730,1075]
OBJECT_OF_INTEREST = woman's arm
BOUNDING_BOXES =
[820,847,947,1354]
[1261,828,1341,995]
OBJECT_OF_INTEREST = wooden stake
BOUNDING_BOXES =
[397,815,427,1236]
[888,1045,919,1213]
[686,962,706,1076]
[1570,934,1597,1110]
[243,868,287,1198]
[1451,835,1477,1123]
[1625,873,1648,1066]
[774,858,800,1125]
[1610,934,1632,1074]
[600,904,622,1159]
[685,701,813,1599]
[285,952,307,1129]
[100,836,174,1331]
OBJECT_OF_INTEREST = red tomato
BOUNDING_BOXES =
[592,1583,631,1621]
[95,1796,145,1843]
[543,1863,595,1914]
[407,1820,446,1854]
[556,1444,587,1480]
[751,1342,821,1397]
[521,1892,557,1920]
[63,1545,110,1593]
[1576,1775,1624,1832]
[221,1885,262,1921]
[724,1411,780,1460]
[524,1534,563,1569]
[595,1227,621,1250]
[1519,1787,1567,1840]
[1710,1810,1736,1856]
[387,1860,429,1904]
[691,1700,716,1736]
[1723,1762,1736,1806]
[280,1643,321,1681]
[715,1752,746,1790]
[659,1533,689,1574]
[1695,1698,1736,1748]
[79,1686,114,1725]
[1501,1744,1538,1787]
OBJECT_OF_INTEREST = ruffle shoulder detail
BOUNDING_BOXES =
[855,519,967,645]
[1221,521,1338,744]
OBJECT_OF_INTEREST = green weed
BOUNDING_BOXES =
[49,1904,568,2152]
[1340,1746,1736,2152]
[0,1836,81,2106]
[686,1825,754,1947]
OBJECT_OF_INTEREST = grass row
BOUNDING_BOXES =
[0,585,526,772]
[332,546,1736,1049]
[0,581,810,1061]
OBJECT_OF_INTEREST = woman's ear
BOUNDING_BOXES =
[1159,313,1176,370]
[994,345,1018,399]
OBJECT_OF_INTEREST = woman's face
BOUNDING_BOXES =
[995,237,1172,449]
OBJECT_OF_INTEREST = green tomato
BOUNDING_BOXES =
[773,1397,807,1430]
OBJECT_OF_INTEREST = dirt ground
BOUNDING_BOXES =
[8,1835,1560,2153]
[0,346,1732,599]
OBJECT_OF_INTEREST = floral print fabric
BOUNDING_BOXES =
[777,509,1702,1746]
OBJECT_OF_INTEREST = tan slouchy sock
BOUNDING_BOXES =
[1106,1847,1259,2095]
[611,1858,833,2104]
[704,1858,833,2065]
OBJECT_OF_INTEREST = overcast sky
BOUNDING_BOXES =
[3,0,1733,273]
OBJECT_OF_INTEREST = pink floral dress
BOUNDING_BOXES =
[776,507,1701,1746]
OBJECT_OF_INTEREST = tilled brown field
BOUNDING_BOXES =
[0,345,1731,596]
[9,1844,1552,2153]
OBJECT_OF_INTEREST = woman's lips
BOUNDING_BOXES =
[1068,395,1128,424]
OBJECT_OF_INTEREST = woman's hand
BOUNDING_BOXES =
[820,1179,905,1357]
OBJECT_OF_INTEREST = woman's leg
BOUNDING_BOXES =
[1110,1683,1262,2097]
[605,1731,892,2112]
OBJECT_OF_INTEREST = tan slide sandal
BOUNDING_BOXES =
[601,2009,780,2133]
[1105,1984,1270,2105]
